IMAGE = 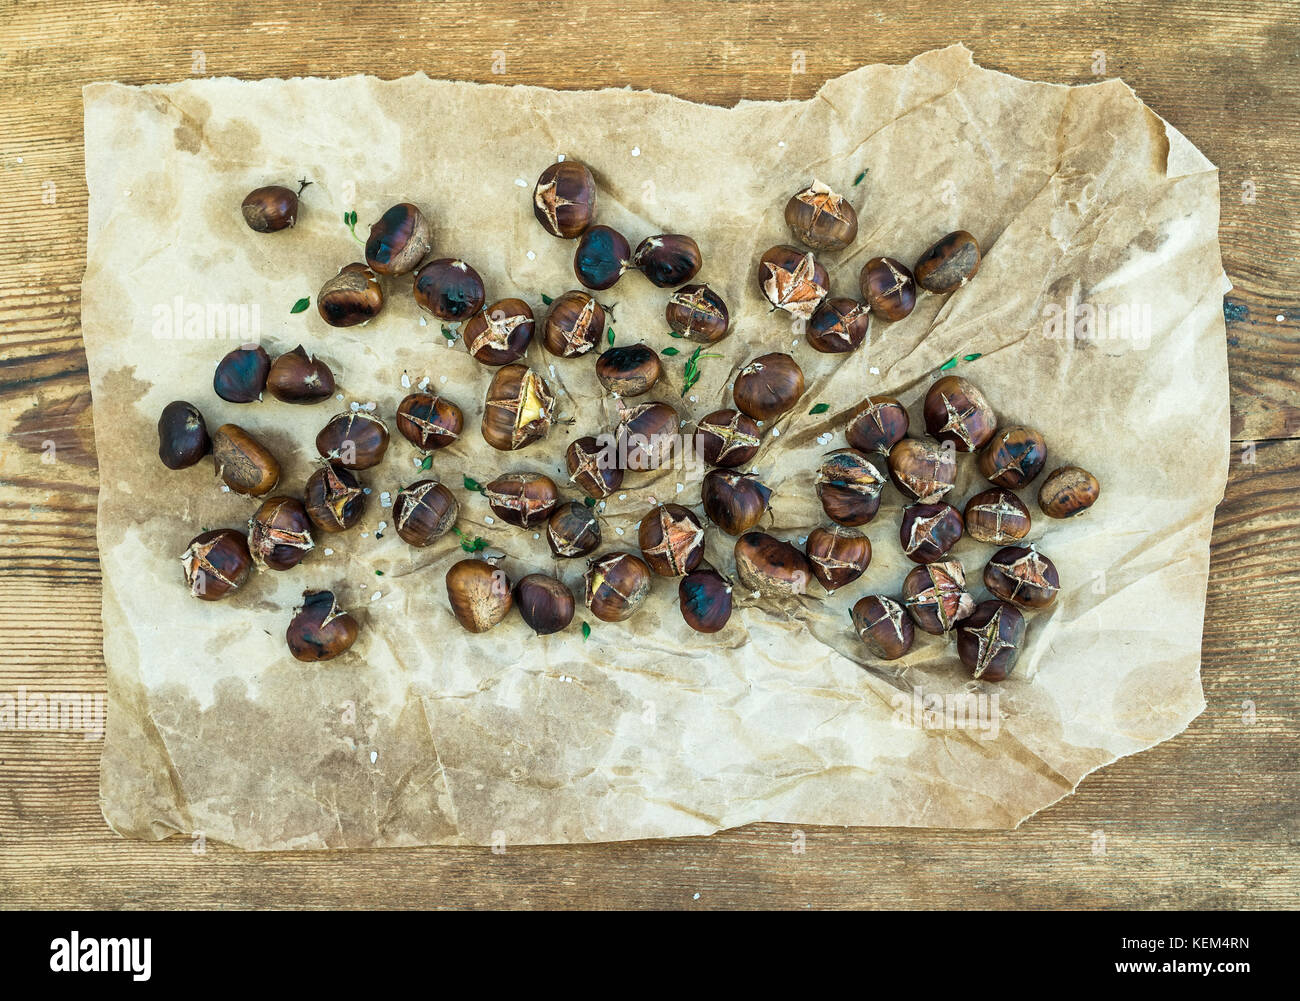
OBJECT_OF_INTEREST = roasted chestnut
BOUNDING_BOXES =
[542,290,605,357]
[984,545,1060,609]
[785,180,857,251]
[846,396,909,455]
[533,160,597,238]
[899,502,964,564]
[514,574,576,635]
[638,504,706,577]
[303,463,366,533]
[584,552,653,622]
[616,401,679,471]
[596,344,662,397]
[485,472,559,528]
[481,364,555,451]
[679,568,733,633]
[445,558,513,633]
[267,345,335,404]
[733,352,805,421]
[666,284,729,343]
[463,298,535,366]
[547,501,602,558]
[694,409,761,468]
[757,245,828,320]
[241,184,301,233]
[924,375,996,452]
[396,392,463,451]
[805,524,871,591]
[180,528,252,601]
[914,230,981,294]
[888,438,957,503]
[963,488,1031,544]
[315,412,389,470]
[392,480,458,546]
[701,469,771,536]
[574,224,631,290]
[956,600,1025,681]
[851,595,914,660]
[365,202,432,276]
[212,424,280,496]
[816,449,888,526]
[213,344,270,404]
[1038,466,1100,519]
[902,560,975,635]
[631,234,701,288]
[158,400,210,469]
[318,263,383,327]
[977,425,1047,488]
[286,589,359,662]
[248,496,314,571]
[734,532,812,599]
[566,435,623,499]
[414,258,485,322]
[859,257,917,321]
[806,297,871,354]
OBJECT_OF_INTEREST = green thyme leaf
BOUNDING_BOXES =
[939,357,958,371]
[607,327,615,346]
[668,330,684,338]
[464,476,486,494]
[584,496,596,508]
[420,454,433,470]
[809,403,831,415]
[663,347,681,356]
[290,297,310,314]
[581,621,591,641]
[963,353,983,362]
[375,570,384,576]
[853,170,868,185]
[440,325,457,341]
[541,293,553,305]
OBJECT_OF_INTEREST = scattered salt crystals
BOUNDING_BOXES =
[598,501,607,510]
[401,373,411,388]
[615,527,625,535]
[323,547,334,556]
[751,591,760,599]
[792,339,799,346]
[362,401,376,411]
[777,141,785,148]
[869,366,880,375]
[557,153,566,161]
[514,177,527,188]
[631,146,641,157]
[439,375,448,384]
[370,750,378,763]
[380,491,392,507]
[349,401,361,411]
[363,487,373,495]
[220,484,231,493]
[798,535,808,545]
[526,250,536,260]
[618,493,627,500]
[485,516,495,525]
[533,533,540,540]
[675,482,684,493]
[756,420,764,428]
[361,532,370,538]
[1278,314,1286,322]
[412,456,423,467]
[377,520,388,534]
[371,591,382,601]
[336,393,345,401]
[772,428,781,437]
[419,315,427,327]
[418,376,430,390]
[548,364,556,376]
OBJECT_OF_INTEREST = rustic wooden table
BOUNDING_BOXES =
[1,1,1296,910]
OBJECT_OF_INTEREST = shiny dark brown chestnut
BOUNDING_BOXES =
[1038,466,1100,519]
[596,344,662,397]
[757,245,828,320]
[463,298,535,366]
[212,424,280,496]
[248,496,314,571]
[303,463,366,533]
[888,438,958,503]
[481,364,555,451]
[446,559,513,633]
[485,472,559,528]
[859,257,917,322]
[286,589,359,662]
[734,532,812,599]
[806,297,871,354]
[574,225,631,290]
[805,524,871,592]
[542,290,605,357]
[964,488,1031,545]
[266,345,335,404]
[180,528,252,601]
[816,449,887,527]
[392,480,458,547]
[316,412,389,469]
[733,352,805,421]
[784,181,857,252]
[318,263,383,327]
[899,502,964,564]
[566,435,623,499]
[584,552,652,622]
[158,400,210,469]
[902,559,976,635]
[413,258,485,322]
[851,595,915,660]
[365,202,432,276]
[241,183,301,233]
[514,574,576,636]
[701,470,771,536]
[846,396,909,455]
[396,392,463,452]
[616,401,679,471]
[679,568,733,633]
[638,504,706,577]
[914,230,981,294]
[666,284,729,343]
[978,426,1048,489]
[694,409,761,468]
[546,501,602,558]
[956,600,1025,681]
[213,344,270,404]
[533,160,597,239]
[984,545,1060,609]
[631,234,701,288]
[924,375,996,452]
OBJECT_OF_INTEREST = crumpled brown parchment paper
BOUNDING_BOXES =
[82,45,1230,849]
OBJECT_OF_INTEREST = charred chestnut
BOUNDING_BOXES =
[846,396,909,455]
[547,501,601,558]
[212,424,280,496]
[851,595,914,660]
[315,412,389,470]
[859,257,917,321]
[485,472,559,528]
[365,202,432,277]
[596,344,662,397]
[286,589,359,662]
[816,449,888,526]
[463,298,535,366]
[914,230,981,294]
[888,438,957,503]
[267,345,335,404]
[638,504,706,577]
[956,600,1025,681]
[445,559,513,633]
[679,568,733,633]
[213,344,270,404]
[902,559,975,635]
[806,297,871,354]
[899,502,964,564]
[514,574,576,635]
[785,181,857,252]
[805,524,871,591]
[757,245,828,320]
[984,545,1060,609]
[180,528,252,601]
[248,496,314,571]
[701,470,771,536]
[694,409,761,468]
[574,225,631,290]
[318,263,383,327]
[158,400,210,469]
[616,401,679,471]
[396,392,463,452]
[733,352,805,421]
[631,234,701,288]
[1038,466,1100,519]
[414,258,485,322]
[924,375,996,452]
[584,552,653,622]
[963,488,1031,545]
[241,184,301,233]
[734,532,812,599]
[481,364,555,451]
[542,290,605,358]
[566,435,623,499]
[303,463,366,533]
[392,480,458,546]
[666,284,729,343]
[533,160,597,239]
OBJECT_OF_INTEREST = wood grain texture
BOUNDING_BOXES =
[1,0,1297,910]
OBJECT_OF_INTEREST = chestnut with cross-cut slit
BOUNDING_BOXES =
[584,552,652,622]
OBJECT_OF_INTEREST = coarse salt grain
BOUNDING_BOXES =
[401,373,411,388]
[323,548,334,556]
[631,146,640,157]
[870,367,880,375]
[484,516,495,524]
[380,491,392,507]
[514,178,527,187]
[772,428,781,437]
[526,250,536,260]
[371,591,382,601]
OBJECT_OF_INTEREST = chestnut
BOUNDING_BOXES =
[318,263,383,327]
[679,568,733,633]
[303,463,366,533]
[212,424,280,496]
[396,392,463,452]
[805,524,871,591]
[547,501,601,558]
[542,290,605,358]
[978,426,1048,489]
[365,202,432,276]
[850,595,914,661]
[631,234,701,288]
[924,375,996,452]
[463,298,535,366]
[701,470,771,536]
[899,502,964,564]
[757,245,828,320]
[596,344,663,397]
[888,438,957,503]
[806,297,871,354]
[213,344,270,404]
[816,448,887,526]
[533,160,597,238]
[616,401,679,471]
[445,558,513,633]
[694,409,761,468]
[574,224,631,290]
[733,352,805,421]
[902,559,975,634]
[566,435,623,499]
[638,504,706,577]
[266,345,335,404]
[1038,466,1100,519]
[666,284,729,343]
[180,528,252,601]
[481,364,555,451]
[392,480,458,546]
[484,472,559,528]
[734,532,812,599]
[315,411,389,470]
[514,573,576,635]
[286,589,359,662]
[984,545,1060,609]
[157,400,210,469]
[414,258,485,322]
[956,600,1025,681]
[914,230,981,294]
[785,180,857,252]
[859,257,917,321]
[584,552,652,622]
[241,184,300,233]
[846,396,909,455]
[248,496,314,571]
[963,488,1031,545]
